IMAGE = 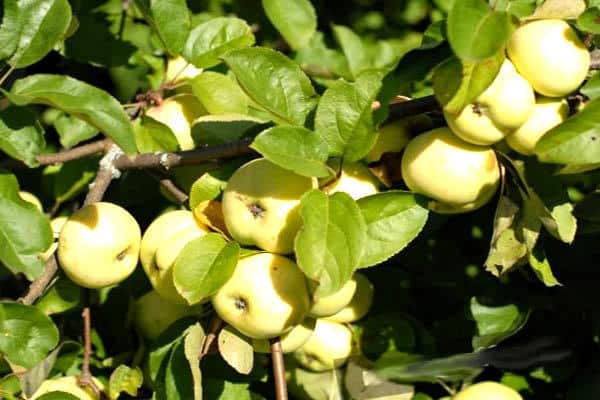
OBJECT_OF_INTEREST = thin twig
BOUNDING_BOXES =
[18,255,59,305]
[200,316,224,361]
[117,0,131,39]
[146,170,189,205]
[269,338,288,400]
[79,304,101,397]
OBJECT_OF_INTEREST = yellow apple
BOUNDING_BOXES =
[366,115,432,163]
[401,127,500,214]
[30,375,104,400]
[321,162,380,200]
[133,290,202,340]
[444,60,535,145]
[507,19,590,98]
[140,210,209,304]
[165,56,202,84]
[506,97,569,155]
[19,191,43,211]
[212,253,310,339]
[145,94,205,150]
[309,276,357,318]
[222,158,317,254]
[252,318,317,353]
[57,202,141,289]
[294,319,354,372]
[324,273,373,323]
[454,381,523,400]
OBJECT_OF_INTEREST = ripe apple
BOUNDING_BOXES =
[365,115,432,163]
[294,319,354,372]
[58,202,141,289]
[401,127,500,214]
[19,191,43,211]
[454,381,523,400]
[145,94,205,150]
[165,56,202,84]
[309,276,358,318]
[506,97,569,155]
[252,318,317,353]
[222,158,317,254]
[211,253,310,339]
[444,60,535,145]
[140,210,209,304]
[133,290,202,340]
[321,162,380,200]
[30,375,104,400]
[324,273,373,323]
[507,19,590,98]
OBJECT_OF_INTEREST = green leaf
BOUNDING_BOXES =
[133,115,180,153]
[332,25,370,79]
[251,125,329,178]
[218,326,254,375]
[187,164,240,209]
[295,32,352,81]
[9,0,73,68]
[357,191,428,268]
[50,157,98,205]
[294,190,367,297]
[315,70,382,161]
[148,319,196,384]
[581,73,600,100]
[345,359,414,400]
[223,47,318,126]
[190,72,249,115]
[0,0,20,60]
[530,0,586,19]
[183,17,255,69]
[108,365,143,400]
[0,172,52,279]
[536,97,600,166]
[173,233,240,305]
[447,0,514,61]
[35,278,82,315]
[183,324,204,400]
[146,0,191,54]
[528,241,561,287]
[470,297,530,350]
[0,106,45,167]
[0,302,59,368]
[162,335,195,400]
[191,115,265,146]
[577,7,600,34]
[262,0,316,50]
[9,74,137,154]
[53,113,98,148]
[18,344,62,398]
[36,393,79,400]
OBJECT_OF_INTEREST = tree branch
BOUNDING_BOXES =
[18,255,59,305]
[146,171,189,205]
[270,338,288,400]
[200,316,224,361]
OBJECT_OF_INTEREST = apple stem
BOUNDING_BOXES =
[79,303,103,397]
[269,338,288,400]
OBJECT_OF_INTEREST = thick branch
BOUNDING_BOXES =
[270,338,288,400]
[387,95,440,120]
[18,255,59,305]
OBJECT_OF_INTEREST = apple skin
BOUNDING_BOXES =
[324,273,373,323]
[506,97,569,155]
[309,276,357,318]
[444,60,535,145]
[133,290,202,340]
[165,56,202,84]
[145,94,205,150]
[222,158,317,254]
[140,210,209,304]
[30,376,104,400]
[454,381,523,400]
[507,19,590,98]
[19,191,43,211]
[294,319,354,372]
[212,253,310,339]
[57,202,141,289]
[322,162,380,200]
[252,318,317,353]
[401,127,500,214]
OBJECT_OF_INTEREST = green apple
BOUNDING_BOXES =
[145,94,205,150]
[58,202,141,289]
[507,19,590,98]
[366,115,432,163]
[309,276,358,318]
[454,381,523,400]
[322,162,380,200]
[30,375,104,400]
[444,59,535,145]
[19,191,43,211]
[133,290,202,340]
[140,210,209,304]
[324,273,373,323]
[506,97,569,155]
[401,127,500,214]
[252,318,317,353]
[165,56,202,84]
[294,319,354,372]
[222,158,317,254]
[212,253,310,339]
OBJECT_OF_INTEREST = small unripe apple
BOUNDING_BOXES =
[30,375,104,400]
[212,253,310,339]
[321,162,379,200]
[252,318,317,353]
[41,216,70,261]
[507,19,590,98]
[365,118,418,163]
[308,276,357,318]
[324,273,373,323]
[222,158,317,254]
[19,191,43,211]
[401,127,500,214]
[444,60,535,145]
[453,381,523,400]
[58,202,141,289]
[165,56,202,84]
[294,319,354,372]
[506,97,569,155]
